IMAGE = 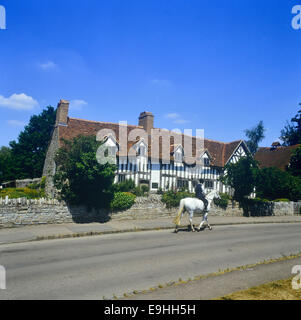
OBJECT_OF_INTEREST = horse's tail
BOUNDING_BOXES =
[173,199,185,226]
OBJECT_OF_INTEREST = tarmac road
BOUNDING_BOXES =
[0,223,300,300]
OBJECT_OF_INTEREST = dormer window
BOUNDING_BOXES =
[104,146,117,157]
[204,158,210,166]
[175,151,183,162]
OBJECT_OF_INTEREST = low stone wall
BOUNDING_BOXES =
[0,195,300,228]
[244,200,301,217]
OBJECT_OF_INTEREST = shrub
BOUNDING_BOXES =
[141,185,149,195]
[242,197,273,217]
[27,177,46,197]
[0,187,42,199]
[113,179,135,193]
[54,135,116,209]
[274,198,290,202]
[213,193,231,209]
[131,185,149,197]
[131,186,144,197]
[251,197,270,203]
[110,192,136,211]
[255,167,301,202]
[157,188,164,195]
[161,190,194,209]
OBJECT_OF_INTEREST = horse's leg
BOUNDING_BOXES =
[198,216,205,230]
[197,203,206,230]
[189,211,195,232]
[203,212,212,230]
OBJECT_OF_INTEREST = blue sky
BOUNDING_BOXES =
[0,0,301,147]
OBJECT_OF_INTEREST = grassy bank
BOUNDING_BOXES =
[218,277,301,300]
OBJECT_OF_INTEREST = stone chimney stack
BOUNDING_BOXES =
[56,99,69,126]
[139,111,154,134]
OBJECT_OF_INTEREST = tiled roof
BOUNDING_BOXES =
[58,117,243,168]
[254,145,301,170]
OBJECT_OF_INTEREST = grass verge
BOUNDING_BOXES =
[217,277,301,300]
[117,252,301,300]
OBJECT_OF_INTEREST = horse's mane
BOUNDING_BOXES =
[206,189,218,199]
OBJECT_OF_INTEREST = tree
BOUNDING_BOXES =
[0,146,14,184]
[255,167,301,202]
[288,146,301,177]
[245,121,265,155]
[280,108,301,146]
[54,135,116,209]
[221,156,258,204]
[9,106,56,179]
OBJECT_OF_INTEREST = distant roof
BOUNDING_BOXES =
[58,117,245,167]
[271,141,281,147]
[254,144,301,170]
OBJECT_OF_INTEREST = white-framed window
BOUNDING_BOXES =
[118,175,126,182]
[204,157,210,166]
[205,180,214,189]
[175,151,183,162]
[177,179,189,190]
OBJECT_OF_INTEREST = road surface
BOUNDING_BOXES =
[0,223,300,299]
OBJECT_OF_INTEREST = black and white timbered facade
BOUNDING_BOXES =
[43,100,251,196]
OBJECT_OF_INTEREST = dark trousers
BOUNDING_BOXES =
[197,195,208,210]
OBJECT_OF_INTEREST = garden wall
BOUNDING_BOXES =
[0,195,300,228]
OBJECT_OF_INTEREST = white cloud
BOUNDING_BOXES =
[69,99,88,111]
[6,120,27,127]
[38,61,57,70]
[165,113,180,119]
[0,93,39,111]
[164,112,190,124]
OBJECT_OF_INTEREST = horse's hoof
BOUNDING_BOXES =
[209,226,212,231]
[174,228,178,234]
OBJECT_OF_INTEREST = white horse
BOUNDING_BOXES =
[173,189,220,233]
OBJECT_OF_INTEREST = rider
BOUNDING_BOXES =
[195,179,208,213]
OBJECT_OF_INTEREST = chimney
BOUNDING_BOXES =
[139,111,154,134]
[56,99,69,126]
[271,141,281,150]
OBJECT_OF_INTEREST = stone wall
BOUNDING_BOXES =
[0,195,300,228]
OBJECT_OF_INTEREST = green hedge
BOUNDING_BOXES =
[213,193,231,209]
[0,187,43,199]
[113,179,149,197]
[110,192,136,211]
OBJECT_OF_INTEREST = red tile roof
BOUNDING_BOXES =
[58,117,244,168]
[254,145,301,170]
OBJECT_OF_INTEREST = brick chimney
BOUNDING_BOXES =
[139,111,154,134]
[56,99,69,126]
